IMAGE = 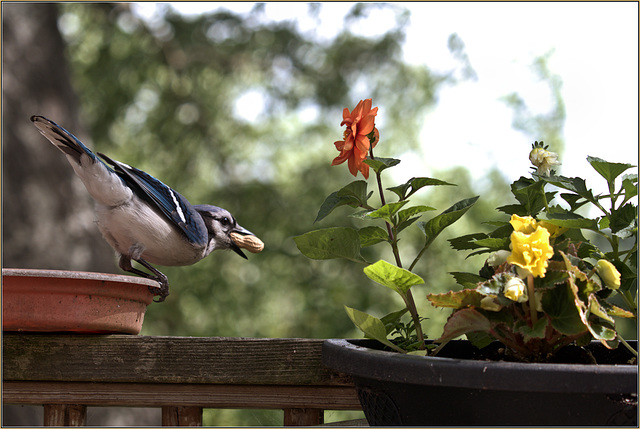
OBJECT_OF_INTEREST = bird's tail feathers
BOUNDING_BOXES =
[31,115,133,207]
[30,115,98,164]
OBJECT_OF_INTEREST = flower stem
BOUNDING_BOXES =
[527,274,538,324]
[369,147,424,349]
[403,290,425,349]
[369,147,402,268]
[617,333,638,358]
[618,290,638,318]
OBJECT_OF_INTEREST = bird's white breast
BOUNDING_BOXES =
[95,200,207,267]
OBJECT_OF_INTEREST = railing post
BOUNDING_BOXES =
[283,408,324,426]
[162,406,203,426]
[43,404,86,426]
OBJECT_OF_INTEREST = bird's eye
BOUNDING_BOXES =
[221,217,230,225]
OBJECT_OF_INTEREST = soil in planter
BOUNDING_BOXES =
[432,340,638,365]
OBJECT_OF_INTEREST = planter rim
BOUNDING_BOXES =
[323,338,638,394]
[1,268,160,287]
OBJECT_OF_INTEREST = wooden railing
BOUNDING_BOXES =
[2,334,363,426]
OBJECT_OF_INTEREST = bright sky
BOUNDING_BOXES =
[134,2,639,195]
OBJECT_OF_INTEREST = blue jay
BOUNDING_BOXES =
[31,115,262,302]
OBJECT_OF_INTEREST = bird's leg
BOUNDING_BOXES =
[118,255,170,302]
[136,258,170,302]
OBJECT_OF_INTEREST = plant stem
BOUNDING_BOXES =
[618,290,638,318]
[369,148,402,268]
[527,274,538,325]
[617,333,638,358]
[403,290,425,349]
[369,147,424,349]
[409,236,435,272]
[488,328,532,358]
[540,180,551,213]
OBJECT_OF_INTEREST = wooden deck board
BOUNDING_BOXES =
[2,334,352,386]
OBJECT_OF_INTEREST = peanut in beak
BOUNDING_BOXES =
[230,232,264,253]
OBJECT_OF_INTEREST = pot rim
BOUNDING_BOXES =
[322,338,638,394]
[1,268,160,287]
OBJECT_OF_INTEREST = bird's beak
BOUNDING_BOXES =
[233,225,255,237]
[231,242,248,259]
[230,225,255,259]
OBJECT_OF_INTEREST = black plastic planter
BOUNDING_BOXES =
[323,339,638,426]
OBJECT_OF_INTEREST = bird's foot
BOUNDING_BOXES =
[150,275,170,303]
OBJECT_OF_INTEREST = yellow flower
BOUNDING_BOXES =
[503,277,528,303]
[507,226,554,278]
[596,259,621,290]
[510,214,538,234]
[529,147,561,176]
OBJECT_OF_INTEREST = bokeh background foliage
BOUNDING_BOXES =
[5,2,623,426]
[59,2,455,339]
[6,2,499,340]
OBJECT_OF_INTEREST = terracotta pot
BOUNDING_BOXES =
[2,268,160,334]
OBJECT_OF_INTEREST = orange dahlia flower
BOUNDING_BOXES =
[331,99,379,179]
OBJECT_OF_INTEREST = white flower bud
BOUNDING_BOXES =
[504,277,528,303]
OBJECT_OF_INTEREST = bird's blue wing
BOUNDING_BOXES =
[98,153,208,247]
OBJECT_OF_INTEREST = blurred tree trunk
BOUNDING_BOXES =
[2,2,116,272]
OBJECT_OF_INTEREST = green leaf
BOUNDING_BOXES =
[427,288,484,309]
[314,181,370,223]
[435,308,492,343]
[613,258,637,292]
[419,196,479,246]
[588,295,615,325]
[358,226,389,247]
[496,204,529,216]
[363,157,401,174]
[466,331,495,349]
[539,216,599,231]
[366,201,409,224]
[471,237,510,251]
[380,308,409,334]
[344,306,404,352]
[587,156,636,184]
[348,209,373,220]
[510,177,554,216]
[395,205,436,234]
[388,177,455,200]
[536,269,570,289]
[449,271,486,289]
[518,317,548,341]
[448,233,491,251]
[545,175,599,206]
[610,202,638,236]
[586,320,617,342]
[542,283,588,335]
[337,180,371,202]
[477,273,511,296]
[603,303,636,318]
[293,228,366,263]
[560,193,590,212]
[397,205,436,224]
[364,260,424,295]
[621,174,638,205]
[396,216,422,234]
